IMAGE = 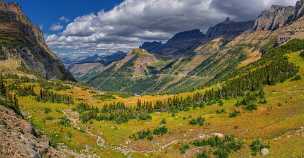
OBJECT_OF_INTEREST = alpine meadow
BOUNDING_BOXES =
[1,0,304,158]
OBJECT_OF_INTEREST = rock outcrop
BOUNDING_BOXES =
[151,29,207,58]
[207,17,254,40]
[0,1,74,80]
[140,41,162,53]
[0,105,64,158]
[294,0,304,20]
[253,5,295,31]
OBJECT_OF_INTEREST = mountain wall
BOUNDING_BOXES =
[0,2,74,80]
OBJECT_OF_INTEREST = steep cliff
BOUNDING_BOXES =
[151,29,207,58]
[0,2,74,80]
[140,41,162,53]
[293,0,304,20]
[253,5,295,31]
[207,17,254,40]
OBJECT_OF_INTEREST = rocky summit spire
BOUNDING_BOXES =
[253,5,295,31]
[294,0,304,20]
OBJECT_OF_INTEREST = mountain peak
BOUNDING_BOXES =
[253,4,295,31]
[0,1,22,14]
[294,0,304,20]
[206,18,254,39]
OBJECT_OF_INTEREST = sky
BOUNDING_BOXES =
[6,0,298,58]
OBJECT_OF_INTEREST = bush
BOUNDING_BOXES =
[44,108,52,114]
[196,152,208,158]
[153,125,168,136]
[291,75,302,81]
[300,50,304,58]
[216,108,225,114]
[250,139,270,156]
[189,117,205,126]
[229,110,240,118]
[193,135,243,158]
[59,116,71,127]
[130,129,153,140]
[179,144,190,154]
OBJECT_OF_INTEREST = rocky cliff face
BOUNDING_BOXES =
[294,0,304,20]
[0,105,64,158]
[149,29,207,58]
[0,2,74,80]
[140,41,162,53]
[253,5,295,31]
[207,18,254,40]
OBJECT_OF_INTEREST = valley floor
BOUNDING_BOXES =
[9,52,304,158]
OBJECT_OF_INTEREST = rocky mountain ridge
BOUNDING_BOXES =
[140,18,254,58]
[82,0,304,94]
[0,1,74,80]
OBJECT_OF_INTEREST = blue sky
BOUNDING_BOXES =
[5,0,298,59]
[7,0,122,33]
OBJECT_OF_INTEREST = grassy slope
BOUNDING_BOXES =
[12,51,304,158]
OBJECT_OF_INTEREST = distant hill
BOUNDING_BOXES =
[67,51,126,78]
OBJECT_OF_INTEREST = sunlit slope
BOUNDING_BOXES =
[1,40,302,157]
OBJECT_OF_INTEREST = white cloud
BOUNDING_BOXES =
[59,16,70,23]
[49,23,64,32]
[47,0,299,55]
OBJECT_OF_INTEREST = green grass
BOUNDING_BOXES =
[3,51,304,158]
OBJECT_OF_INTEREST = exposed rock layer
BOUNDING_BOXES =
[0,105,64,158]
[0,2,74,80]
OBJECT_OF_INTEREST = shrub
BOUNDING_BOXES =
[153,125,168,136]
[216,109,225,114]
[44,108,52,114]
[160,118,167,125]
[59,116,71,127]
[300,50,304,58]
[250,139,270,156]
[229,110,240,118]
[193,135,243,158]
[189,117,205,126]
[179,144,190,154]
[130,129,153,140]
[196,152,208,158]
[291,75,302,81]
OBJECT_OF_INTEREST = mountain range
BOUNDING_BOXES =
[78,0,304,94]
[2,1,304,157]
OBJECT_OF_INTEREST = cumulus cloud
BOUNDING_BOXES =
[210,0,297,20]
[47,0,299,55]
[49,23,64,32]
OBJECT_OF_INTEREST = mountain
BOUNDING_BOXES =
[148,29,207,58]
[140,41,162,53]
[67,51,126,78]
[294,0,304,20]
[206,17,254,40]
[0,2,74,80]
[140,18,254,58]
[81,0,304,94]
[81,49,160,93]
[253,5,295,31]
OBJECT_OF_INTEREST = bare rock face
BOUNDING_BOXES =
[0,105,64,158]
[207,17,254,40]
[152,29,207,58]
[0,2,74,81]
[294,0,304,20]
[140,41,163,53]
[253,5,295,31]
